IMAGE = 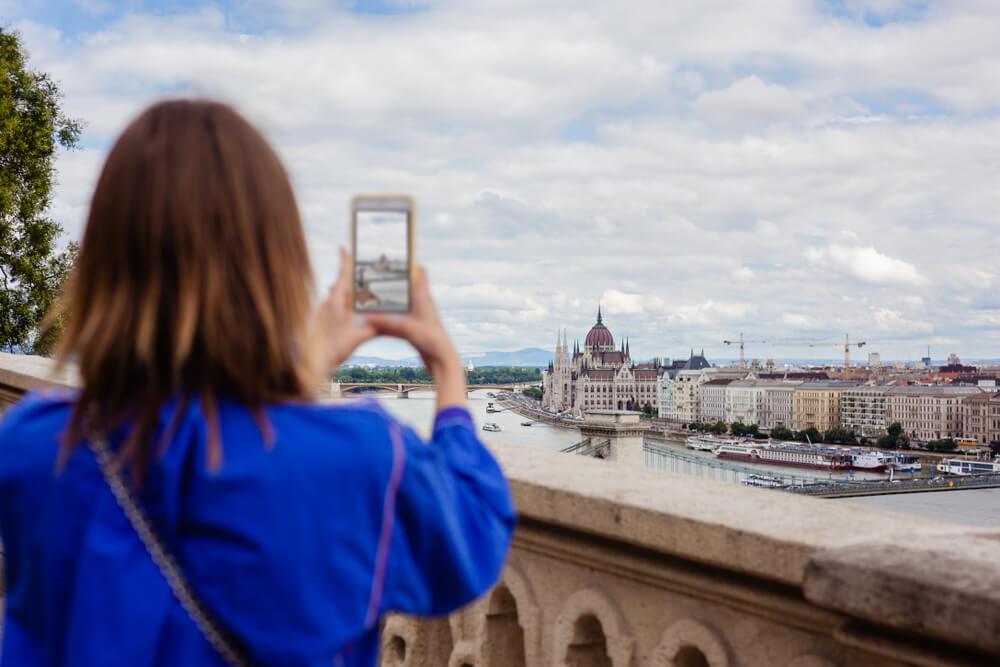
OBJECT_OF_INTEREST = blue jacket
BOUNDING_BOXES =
[0,391,516,666]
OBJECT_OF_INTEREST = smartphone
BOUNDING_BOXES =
[351,195,414,313]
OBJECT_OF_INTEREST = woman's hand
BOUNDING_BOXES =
[366,266,467,410]
[311,249,377,378]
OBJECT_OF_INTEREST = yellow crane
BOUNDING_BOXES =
[807,334,867,371]
[722,333,767,368]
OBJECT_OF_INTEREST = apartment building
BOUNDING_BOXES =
[700,378,735,422]
[724,380,761,425]
[792,381,858,432]
[962,392,1000,445]
[758,381,801,430]
[840,385,889,438]
[657,373,677,421]
[673,366,746,423]
[885,386,984,443]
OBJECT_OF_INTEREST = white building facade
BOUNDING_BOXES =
[840,386,889,438]
[724,380,762,425]
[885,386,984,443]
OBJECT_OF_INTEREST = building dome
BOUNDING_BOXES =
[585,306,614,350]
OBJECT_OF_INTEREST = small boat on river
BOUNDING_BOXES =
[482,423,501,432]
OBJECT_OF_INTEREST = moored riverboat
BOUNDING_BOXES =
[936,458,1000,476]
[685,435,742,452]
[742,474,786,489]
[848,449,895,473]
[715,441,851,471]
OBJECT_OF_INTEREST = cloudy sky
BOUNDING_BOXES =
[7,0,1000,362]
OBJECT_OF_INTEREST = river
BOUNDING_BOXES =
[358,390,998,529]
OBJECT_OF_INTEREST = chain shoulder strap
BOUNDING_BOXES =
[88,436,249,667]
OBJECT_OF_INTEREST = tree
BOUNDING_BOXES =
[877,422,911,450]
[770,425,794,441]
[522,386,543,401]
[796,427,821,443]
[823,427,858,445]
[1,29,82,354]
[926,438,957,453]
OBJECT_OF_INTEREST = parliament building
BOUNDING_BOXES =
[542,307,659,415]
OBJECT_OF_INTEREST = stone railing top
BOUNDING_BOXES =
[0,351,76,394]
[3,352,1000,654]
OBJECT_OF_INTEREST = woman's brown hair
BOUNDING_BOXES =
[57,99,317,478]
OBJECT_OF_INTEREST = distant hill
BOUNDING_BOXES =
[464,348,551,367]
[345,347,551,368]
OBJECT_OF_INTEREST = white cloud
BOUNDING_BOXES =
[600,289,645,315]
[805,244,923,285]
[694,75,804,127]
[11,0,1000,357]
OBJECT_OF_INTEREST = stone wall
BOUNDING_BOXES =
[2,353,999,665]
[380,441,1000,666]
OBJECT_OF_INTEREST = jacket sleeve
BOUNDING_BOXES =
[377,406,516,617]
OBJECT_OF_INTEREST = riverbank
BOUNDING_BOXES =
[495,396,580,430]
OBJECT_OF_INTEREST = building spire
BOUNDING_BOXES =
[597,303,602,325]
[626,338,630,356]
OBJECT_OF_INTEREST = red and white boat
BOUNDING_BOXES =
[847,450,895,472]
[714,441,851,471]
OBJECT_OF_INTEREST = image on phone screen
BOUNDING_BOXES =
[353,200,411,312]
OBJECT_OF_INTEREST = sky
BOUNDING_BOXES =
[355,211,408,264]
[5,0,1000,362]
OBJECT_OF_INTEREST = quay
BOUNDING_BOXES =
[4,352,1000,666]
[789,474,1000,498]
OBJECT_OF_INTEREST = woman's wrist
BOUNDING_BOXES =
[429,350,466,410]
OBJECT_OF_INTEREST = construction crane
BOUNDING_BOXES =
[807,334,866,371]
[722,333,767,369]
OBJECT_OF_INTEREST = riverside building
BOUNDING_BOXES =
[724,380,801,430]
[792,381,858,432]
[885,385,984,443]
[840,385,889,438]
[963,392,1000,446]
[542,308,659,415]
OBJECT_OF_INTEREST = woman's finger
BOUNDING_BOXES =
[366,313,417,340]
[331,247,352,295]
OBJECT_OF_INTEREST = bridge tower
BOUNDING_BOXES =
[580,410,649,468]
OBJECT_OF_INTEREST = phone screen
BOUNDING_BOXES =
[352,197,412,313]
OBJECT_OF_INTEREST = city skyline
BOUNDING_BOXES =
[10,0,1000,358]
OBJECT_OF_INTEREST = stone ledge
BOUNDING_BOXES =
[0,351,76,395]
[804,533,1000,656]
[491,442,998,588]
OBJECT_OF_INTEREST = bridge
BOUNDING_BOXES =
[3,352,998,666]
[328,381,541,399]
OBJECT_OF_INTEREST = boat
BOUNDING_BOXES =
[520,421,533,427]
[487,392,497,398]
[848,450,895,473]
[890,453,922,473]
[936,458,1000,476]
[482,423,501,432]
[486,407,501,413]
[715,441,851,471]
[742,474,785,489]
[685,435,741,452]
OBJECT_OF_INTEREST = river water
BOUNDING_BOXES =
[360,390,999,529]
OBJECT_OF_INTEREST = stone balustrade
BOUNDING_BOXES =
[2,352,999,665]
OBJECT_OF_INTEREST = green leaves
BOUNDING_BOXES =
[0,28,82,354]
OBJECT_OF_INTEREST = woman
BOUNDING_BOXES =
[0,100,516,666]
